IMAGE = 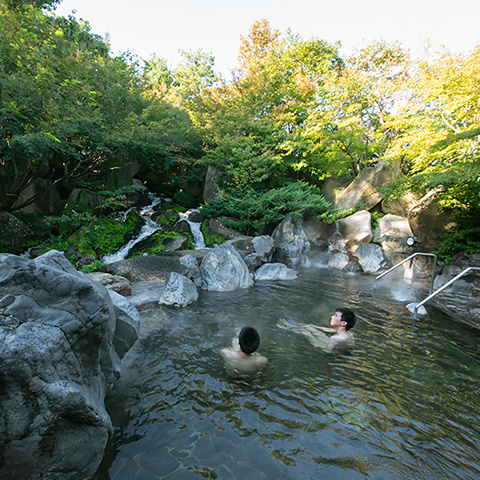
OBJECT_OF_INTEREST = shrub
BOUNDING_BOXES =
[200,181,331,235]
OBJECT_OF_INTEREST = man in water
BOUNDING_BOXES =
[220,326,268,374]
[278,307,356,352]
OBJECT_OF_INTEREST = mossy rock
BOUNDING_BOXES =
[152,202,186,214]
[200,221,226,248]
[127,230,192,257]
[151,209,180,226]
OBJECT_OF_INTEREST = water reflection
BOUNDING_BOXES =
[95,266,480,480]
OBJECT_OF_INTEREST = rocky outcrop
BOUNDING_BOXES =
[0,212,39,254]
[353,243,391,274]
[203,165,229,203]
[0,250,139,480]
[408,190,457,252]
[334,160,400,211]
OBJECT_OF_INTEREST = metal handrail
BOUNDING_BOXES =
[412,267,480,326]
[375,252,438,296]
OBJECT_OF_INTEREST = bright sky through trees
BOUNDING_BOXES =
[55,0,480,77]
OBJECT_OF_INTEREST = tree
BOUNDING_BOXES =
[0,2,202,212]
[192,21,343,191]
[237,18,280,72]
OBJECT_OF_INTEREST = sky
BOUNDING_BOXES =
[54,0,480,77]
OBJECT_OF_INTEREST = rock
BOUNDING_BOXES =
[408,190,457,252]
[381,191,420,217]
[244,253,263,272]
[302,219,337,246]
[204,217,242,241]
[335,160,400,211]
[406,303,427,315]
[87,272,132,296]
[159,272,199,307]
[337,210,372,254]
[13,177,65,215]
[0,251,139,480]
[272,217,311,269]
[66,187,104,212]
[203,165,230,203]
[433,275,475,295]
[127,230,190,258]
[327,252,350,271]
[108,290,141,358]
[375,214,413,252]
[0,211,39,254]
[184,209,205,223]
[254,263,297,281]
[223,235,256,255]
[252,235,275,262]
[99,252,203,283]
[272,217,310,251]
[200,244,253,291]
[274,243,306,271]
[353,243,391,274]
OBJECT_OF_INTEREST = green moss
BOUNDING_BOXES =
[128,230,194,257]
[200,222,226,247]
[156,209,180,226]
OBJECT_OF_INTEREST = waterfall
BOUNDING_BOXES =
[329,222,346,252]
[102,198,208,264]
[177,210,206,249]
[102,195,164,264]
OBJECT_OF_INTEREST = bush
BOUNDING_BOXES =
[200,181,331,235]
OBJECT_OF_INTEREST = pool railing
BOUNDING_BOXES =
[412,266,480,327]
[375,252,438,297]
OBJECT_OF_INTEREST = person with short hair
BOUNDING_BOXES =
[220,326,268,374]
[278,307,356,352]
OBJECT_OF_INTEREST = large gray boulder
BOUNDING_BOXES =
[353,243,391,274]
[0,250,139,480]
[254,263,297,281]
[200,244,253,291]
[159,272,199,307]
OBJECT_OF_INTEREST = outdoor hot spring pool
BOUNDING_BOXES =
[94,263,480,480]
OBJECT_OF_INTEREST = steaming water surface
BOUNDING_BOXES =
[95,264,480,480]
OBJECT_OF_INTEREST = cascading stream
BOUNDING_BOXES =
[102,197,207,264]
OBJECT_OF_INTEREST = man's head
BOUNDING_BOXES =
[238,326,260,354]
[335,307,356,330]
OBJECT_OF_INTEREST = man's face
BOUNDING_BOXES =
[330,311,343,327]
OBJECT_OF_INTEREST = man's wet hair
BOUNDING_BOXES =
[336,307,356,331]
[239,326,260,354]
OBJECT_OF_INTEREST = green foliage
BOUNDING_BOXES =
[316,206,360,224]
[43,209,143,266]
[0,3,202,212]
[201,181,330,235]
[434,226,480,264]
[173,190,197,208]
